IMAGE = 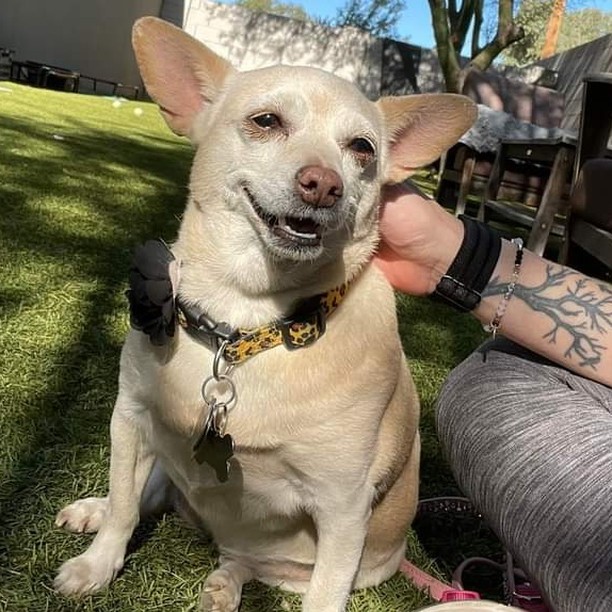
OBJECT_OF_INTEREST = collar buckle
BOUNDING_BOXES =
[278,296,326,351]
[178,299,238,349]
[196,318,238,350]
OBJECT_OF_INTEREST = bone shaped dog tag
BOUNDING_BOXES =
[193,428,235,482]
[192,400,235,482]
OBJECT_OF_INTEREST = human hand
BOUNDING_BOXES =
[374,182,464,295]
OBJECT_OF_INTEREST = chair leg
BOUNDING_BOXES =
[527,146,573,256]
[558,213,572,265]
[478,144,504,223]
[434,152,451,206]
[455,153,476,217]
[437,151,448,183]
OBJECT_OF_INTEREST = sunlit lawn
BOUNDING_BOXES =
[0,82,493,611]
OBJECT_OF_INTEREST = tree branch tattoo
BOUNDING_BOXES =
[483,265,612,370]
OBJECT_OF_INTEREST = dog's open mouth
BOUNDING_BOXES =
[245,189,323,248]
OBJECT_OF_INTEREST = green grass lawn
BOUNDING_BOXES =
[0,83,491,611]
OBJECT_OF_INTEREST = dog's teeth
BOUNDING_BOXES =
[279,216,318,239]
[281,223,317,239]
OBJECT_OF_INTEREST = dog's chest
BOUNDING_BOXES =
[141,268,402,519]
[149,352,341,525]
[152,421,309,519]
[154,341,297,441]
[151,329,369,447]
[147,327,392,482]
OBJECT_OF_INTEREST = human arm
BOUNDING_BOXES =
[376,182,612,387]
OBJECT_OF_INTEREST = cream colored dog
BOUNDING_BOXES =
[53,17,475,612]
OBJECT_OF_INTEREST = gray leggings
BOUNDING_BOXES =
[436,338,612,612]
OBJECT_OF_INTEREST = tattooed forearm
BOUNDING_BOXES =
[483,265,612,370]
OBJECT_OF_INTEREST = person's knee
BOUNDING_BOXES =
[436,339,546,440]
[434,340,547,503]
[434,342,612,612]
[436,344,504,443]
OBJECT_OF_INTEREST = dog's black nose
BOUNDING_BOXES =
[296,165,344,208]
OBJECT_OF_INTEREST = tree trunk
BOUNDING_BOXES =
[428,0,463,92]
[540,0,566,59]
[428,0,523,93]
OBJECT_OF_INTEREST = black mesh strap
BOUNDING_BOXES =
[468,221,502,295]
[432,216,502,312]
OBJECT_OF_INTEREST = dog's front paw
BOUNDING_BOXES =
[55,497,109,533]
[54,552,121,597]
[199,568,243,612]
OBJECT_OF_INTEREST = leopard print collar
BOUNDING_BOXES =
[177,283,350,365]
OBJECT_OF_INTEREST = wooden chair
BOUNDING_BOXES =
[560,73,612,277]
[476,135,575,255]
[565,159,612,273]
[40,67,80,92]
[435,68,570,246]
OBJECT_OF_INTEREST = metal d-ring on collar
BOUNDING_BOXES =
[200,339,238,416]
[193,339,238,481]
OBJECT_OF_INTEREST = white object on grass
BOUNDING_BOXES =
[415,602,524,611]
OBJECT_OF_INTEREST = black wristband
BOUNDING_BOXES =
[432,216,502,312]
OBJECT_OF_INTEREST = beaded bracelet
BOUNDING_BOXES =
[483,237,524,338]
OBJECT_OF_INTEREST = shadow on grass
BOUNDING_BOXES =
[0,114,191,245]
[0,113,195,605]
[395,297,505,597]
[396,294,487,493]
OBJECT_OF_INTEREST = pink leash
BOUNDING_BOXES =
[404,497,552,610]
[399,558,480,602]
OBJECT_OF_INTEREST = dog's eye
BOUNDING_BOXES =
[348,138,376,162]
[251,113,282,130]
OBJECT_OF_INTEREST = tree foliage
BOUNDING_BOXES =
[326,0,406,38]
[560,8,612,50]
[502,0,554,65]
[234,0,308,21]
[504,1,612,66]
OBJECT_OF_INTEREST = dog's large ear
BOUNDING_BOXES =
[377,94,477,183]
[132,16,236,138]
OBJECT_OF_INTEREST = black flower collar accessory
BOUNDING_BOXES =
[127,239,179,347]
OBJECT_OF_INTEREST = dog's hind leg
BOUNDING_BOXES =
[54,397,155,596]
[199,557,254,612]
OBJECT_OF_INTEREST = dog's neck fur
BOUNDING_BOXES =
[173,196,379,329]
